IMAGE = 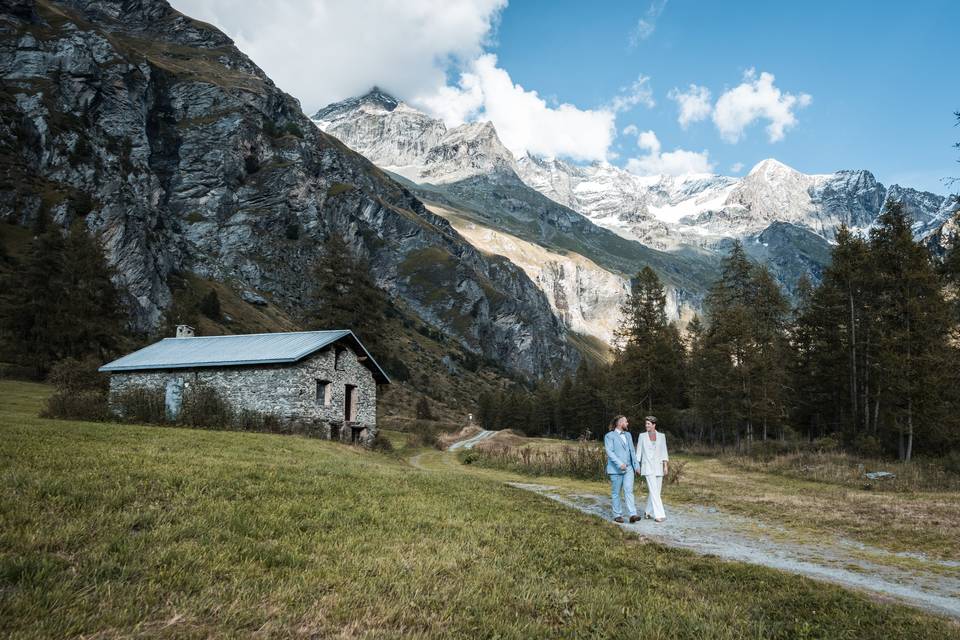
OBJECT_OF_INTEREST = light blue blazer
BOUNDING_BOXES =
[604,430,639,475]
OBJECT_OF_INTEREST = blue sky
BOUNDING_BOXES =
[175,0,958,193]
[493,0,959,192]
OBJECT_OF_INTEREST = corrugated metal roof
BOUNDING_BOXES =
[98,330,390,383]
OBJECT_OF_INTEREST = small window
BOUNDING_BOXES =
[316,379,332,406]
[335,347,346,371]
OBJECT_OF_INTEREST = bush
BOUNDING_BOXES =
[852,434,884,458]
[371,432,395,453]
[179,384,234,429]
[199,290,221,321]
[415,397,434,420]
[41,390,109,421]
[41,357,110,420]
[405,420,446,449]
[46,357,108,394]
[113,386,166,424]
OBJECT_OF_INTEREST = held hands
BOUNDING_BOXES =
[619,463,627,471]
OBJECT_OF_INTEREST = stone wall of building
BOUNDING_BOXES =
[108,343,379,445]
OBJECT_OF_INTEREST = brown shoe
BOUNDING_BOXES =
[629,515,641,523]
[613,517,624,523]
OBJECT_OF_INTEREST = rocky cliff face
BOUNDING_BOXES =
[0,0,578,378]
[312,90,517,184]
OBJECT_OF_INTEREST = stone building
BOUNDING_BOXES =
[99,327,390,445]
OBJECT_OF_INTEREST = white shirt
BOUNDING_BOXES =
[617,430,627,446]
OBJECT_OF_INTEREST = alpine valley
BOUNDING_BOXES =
[1,0,958,390]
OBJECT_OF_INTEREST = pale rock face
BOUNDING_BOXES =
[432,204,628,344]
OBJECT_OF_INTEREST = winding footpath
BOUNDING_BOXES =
[413,432,960,620]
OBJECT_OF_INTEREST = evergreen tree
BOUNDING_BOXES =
[869,202,951,460]
[199,289,222,321]
[0,219,124,375]
[306,233,389,357]
[613,266,686,419]
[747,264,790,440]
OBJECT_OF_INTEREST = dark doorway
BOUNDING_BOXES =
[344,384,357,422]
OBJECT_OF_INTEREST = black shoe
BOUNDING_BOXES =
[613,516,624,523]
[629,515,641,523]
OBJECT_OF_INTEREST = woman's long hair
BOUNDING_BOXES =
[608,415,625,431]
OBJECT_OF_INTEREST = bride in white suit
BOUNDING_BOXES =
[639,415,669,522]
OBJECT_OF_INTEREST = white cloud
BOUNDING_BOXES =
[625,130,713,176]
[424,54,616,161]
[628,0,668,47]
[712,69,812,143]
[668,84,712,129]
[608,75,655,112]
[171,0,621,162]
[169,0,506,114]
[730,162,745,173]
[622,124,639,136]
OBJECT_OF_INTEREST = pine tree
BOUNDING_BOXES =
[747,264,790,440]
[0,219,124,375]
[869,202,951,460]
[306,233,389,357]
[613,266,685,418]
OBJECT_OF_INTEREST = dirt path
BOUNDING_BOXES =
[446,429,496,451]
[510,482,960,619]
[413,433,960,619]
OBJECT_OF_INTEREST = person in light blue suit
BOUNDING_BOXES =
[604,415,641,523]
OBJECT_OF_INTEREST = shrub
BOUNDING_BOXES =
[666,460,687,485]
[179,384,233,429]
[371,432,395,453]
[41,390,109,421]
[415,397,434,420]
[41,357,110,420]
[46,357,108,394]
[284,223,300,241]
[326,182,354,198]
[852,434,884,458]
[112,386,166,424]
[199,290,221,320]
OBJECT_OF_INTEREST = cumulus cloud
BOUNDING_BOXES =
[668,84,712,129]
[422,54,616,161]
[622,124,640,136]
[712,69,812,143]
[608,75,655,112]
[169,0,506,114]
[171,0,622,162]
[730,162,745,173]
[625,130,713,176]
[628,0,669,47]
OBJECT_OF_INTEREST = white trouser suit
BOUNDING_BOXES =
[639,431,668,520]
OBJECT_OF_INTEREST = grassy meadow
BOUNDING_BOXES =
[2,380,959,638]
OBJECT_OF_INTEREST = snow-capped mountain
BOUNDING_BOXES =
[312,89,957,345]
[314,89,954,252]
[312,88,517,184]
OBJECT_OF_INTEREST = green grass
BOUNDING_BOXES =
[2,381,958,638]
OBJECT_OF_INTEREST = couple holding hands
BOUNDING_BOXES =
[604,415,669,523]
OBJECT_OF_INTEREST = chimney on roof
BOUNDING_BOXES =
[176,325,195,338]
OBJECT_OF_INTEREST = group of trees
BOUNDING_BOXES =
[0,215,126,376]
[477,203,960,461]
